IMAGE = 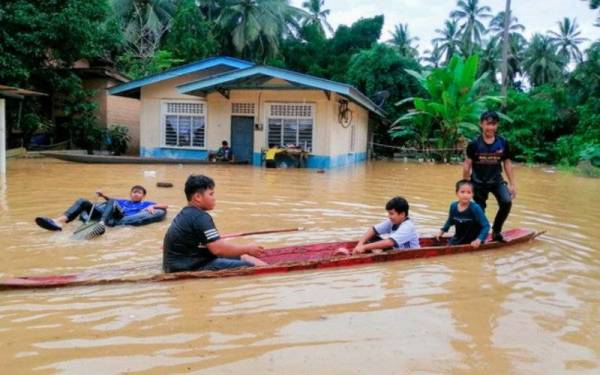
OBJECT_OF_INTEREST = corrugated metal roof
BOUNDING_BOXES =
[177,65,385,117]
[108,56,254,98]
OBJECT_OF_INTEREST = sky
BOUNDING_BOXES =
[291,0,600,53]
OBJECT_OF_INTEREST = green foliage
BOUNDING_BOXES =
[105,125,131,155]
[163,0,218,62]
[392,55,505,156]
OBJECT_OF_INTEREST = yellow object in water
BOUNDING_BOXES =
[265,147,279,160]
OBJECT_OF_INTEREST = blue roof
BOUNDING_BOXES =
[109,56,254,98]
[176,65,385,117]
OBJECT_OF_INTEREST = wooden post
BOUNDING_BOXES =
[0,98,6,175]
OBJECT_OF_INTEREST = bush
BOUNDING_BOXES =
[105,125,131,156]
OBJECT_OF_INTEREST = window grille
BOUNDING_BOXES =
[163,102,205,148]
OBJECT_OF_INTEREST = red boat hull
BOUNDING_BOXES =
[0,228,540,290]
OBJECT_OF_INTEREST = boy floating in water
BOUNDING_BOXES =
[435,180,490,248]
[35,185,167,236]
[162,174,266,273]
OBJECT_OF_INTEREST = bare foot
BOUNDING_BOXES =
[241,254,268,266]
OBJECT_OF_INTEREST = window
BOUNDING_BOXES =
[163,101,205,148]
[232,102,255,115]
[267,103,314,151]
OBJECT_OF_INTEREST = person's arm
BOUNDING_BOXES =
[145,202,168,213]
[463,157,473,180]
[437,205,454,241]
[355,238,395,253]
[207,239,264,258]
[504,159,516,198]
[472,204,490,248]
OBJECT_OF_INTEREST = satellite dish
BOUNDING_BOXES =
[371,90,390,107]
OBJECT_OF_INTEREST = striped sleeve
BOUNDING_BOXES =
[193,212,221,244]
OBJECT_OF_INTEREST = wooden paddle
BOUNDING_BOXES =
[221,227,304,239]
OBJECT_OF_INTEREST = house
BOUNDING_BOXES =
[71,60,141,154]
[109,56,385,168]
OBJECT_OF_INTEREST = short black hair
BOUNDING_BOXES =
[185,175,215,201]
[455,179,473,192]
[480,110,500,123]
[130,185,147,195]
[385,196,409,215]
[222,140,228,146]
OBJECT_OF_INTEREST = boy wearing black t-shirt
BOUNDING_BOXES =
[463,111,516,242]
[163,175,265,273]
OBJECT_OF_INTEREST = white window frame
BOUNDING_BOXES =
[265,102,315,152]
[160,99,207,149]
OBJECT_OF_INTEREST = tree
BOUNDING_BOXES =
[478,38,501,84]
[433,19,461,62]
[217,0,307,62]
[164,0,219,63]
[302,0,333,36]
[523,34,567,87]
[488,11,525,40]
[388,23,420,58]
[392,55,505,158]
[450,0,492,55]
[548,17,588,64]
[422,44,444,68]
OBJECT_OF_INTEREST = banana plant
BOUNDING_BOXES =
[391,54,509,159]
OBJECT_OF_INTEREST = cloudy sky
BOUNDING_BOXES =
[292,0,599,53]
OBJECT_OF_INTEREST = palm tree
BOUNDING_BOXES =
[523,33,567,86]
[422,44,444,68]
[302,0,333,36]
[388,23,420,58]
[488,11,525,41]
[479,37,501,83]
[548,17,589,64]
[111,0,176,60]
[506,33,527,86]
[450,0,492,55]
[433,19,461,62]
[217,0,307,62]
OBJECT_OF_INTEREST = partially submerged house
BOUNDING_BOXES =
[109,56,384,168]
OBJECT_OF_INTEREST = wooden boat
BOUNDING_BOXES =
[40,151,249,165]
[0,228,542,290]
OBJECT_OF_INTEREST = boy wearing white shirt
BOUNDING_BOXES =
[353,196,420,254]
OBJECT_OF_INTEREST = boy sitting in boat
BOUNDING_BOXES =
[435,180,490,248]
[337,196,420,256]
[35,185,167,236]
[162,174,266,273]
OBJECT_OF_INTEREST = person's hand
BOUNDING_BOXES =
[435,231,445,242]
[352,244,366,255]
[470,239,482,249]
[508,184,517,199]
[245,245,265,258]
[145,205,156,214]
[96,190,104,197]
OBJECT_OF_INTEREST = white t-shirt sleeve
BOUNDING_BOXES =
[373,219,393,235]
[390,221,418,249]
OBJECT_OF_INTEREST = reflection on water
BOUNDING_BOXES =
[0,158,599,373]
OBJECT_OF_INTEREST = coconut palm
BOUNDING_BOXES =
[433,19,461,62]
[422,44,444,68]
[548,17,589,63]
[488,11,525,42]
[217,0,307,62]
[302,0,333,35]
[388,23,420,58]
[450,0,492,55]
[479,37,501,83]
[523,33,567,86]
[505,33,527,86]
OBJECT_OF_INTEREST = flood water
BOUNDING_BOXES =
[1,158,599,374]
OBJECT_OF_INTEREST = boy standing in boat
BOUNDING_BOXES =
[463,111,516,242]
[436,180,490,248]
[163,174,266,273]
[352,196,420,254]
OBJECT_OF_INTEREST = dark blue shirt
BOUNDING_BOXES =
[116,199,155,217]
[441,201,490,244]
[466,135,511,185]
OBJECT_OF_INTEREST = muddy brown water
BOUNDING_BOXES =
[0,158,599,374]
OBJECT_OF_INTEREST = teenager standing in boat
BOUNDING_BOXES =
[463,111,516,242]
[162,174,266,273]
